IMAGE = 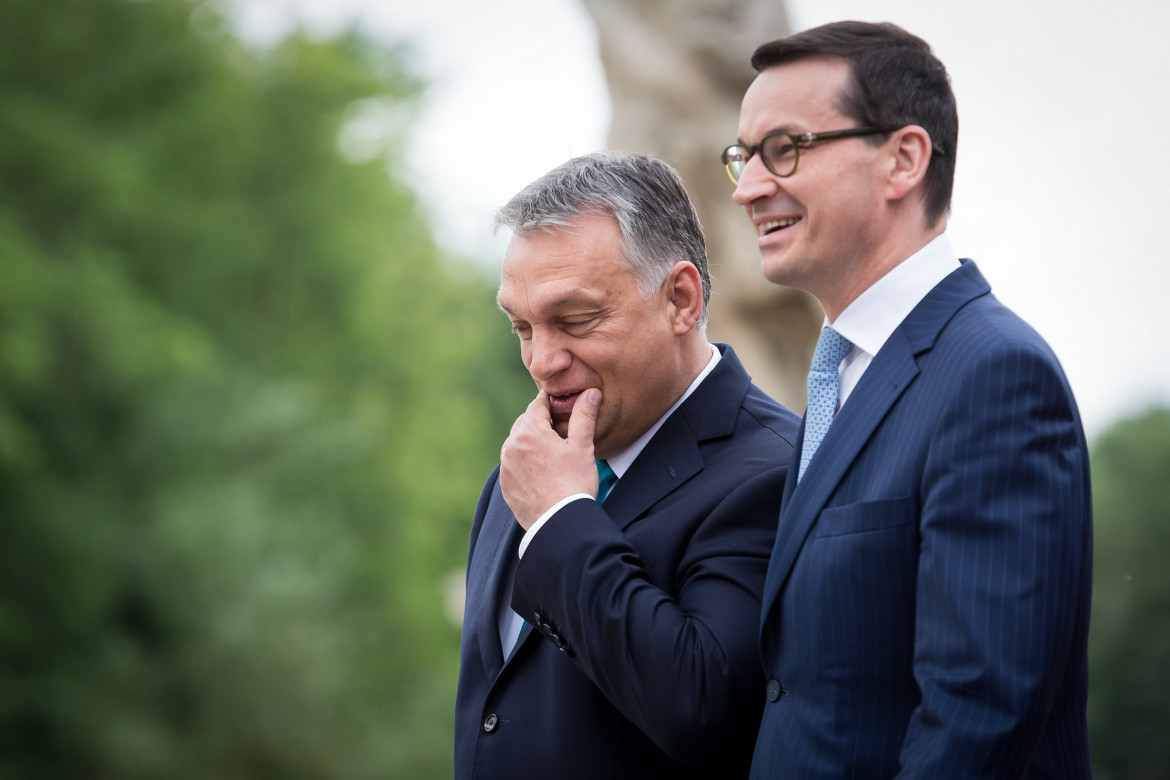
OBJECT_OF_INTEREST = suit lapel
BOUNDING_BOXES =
[603,423,704,529]
[760,330,919,613]
[604,345,752,529]
[760,260,993,617]
[468,481,521,682]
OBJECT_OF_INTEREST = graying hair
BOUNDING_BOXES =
[494,152,711,328]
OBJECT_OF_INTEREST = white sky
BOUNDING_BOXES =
[228,0,1170,440]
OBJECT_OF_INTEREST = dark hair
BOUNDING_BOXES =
[495,152,711,328]
[751,21,957,226]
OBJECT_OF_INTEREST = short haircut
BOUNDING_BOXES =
[495,152,711,328]
[751,21,958,226]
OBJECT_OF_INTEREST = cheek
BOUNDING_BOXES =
[519,345,543,387]
[594,394,621,441]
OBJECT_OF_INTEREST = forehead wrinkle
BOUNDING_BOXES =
[739,124,803,146]
[742,59,851,136]
[528,284,606,318]
[497,273,606,321]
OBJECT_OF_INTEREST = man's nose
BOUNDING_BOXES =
[731,156,776,206]
[526,331,572,380]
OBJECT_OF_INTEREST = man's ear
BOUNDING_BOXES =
[665,261,704,335]
[885,124,933,203]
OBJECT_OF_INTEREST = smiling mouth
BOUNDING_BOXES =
[759,217,801,236]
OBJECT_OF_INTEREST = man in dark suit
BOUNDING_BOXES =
[454,152,800,779]
[722,21,1093,778]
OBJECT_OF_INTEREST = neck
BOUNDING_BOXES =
[678,334,714,385]
[822,216,946,321]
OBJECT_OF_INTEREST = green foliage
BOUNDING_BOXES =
[0,0,529,776]
[1089,406,1170,780]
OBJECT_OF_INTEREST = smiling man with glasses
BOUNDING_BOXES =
[729,21,1093,780]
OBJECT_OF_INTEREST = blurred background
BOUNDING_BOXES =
[1,0,1166,777]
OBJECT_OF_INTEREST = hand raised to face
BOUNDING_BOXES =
[499,388,601,530]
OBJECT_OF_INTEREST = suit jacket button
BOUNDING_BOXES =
[483,713,498,733]
[766,679,785,702]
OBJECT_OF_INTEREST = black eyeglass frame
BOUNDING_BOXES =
[721,126,899,184]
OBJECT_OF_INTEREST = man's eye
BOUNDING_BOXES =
[763,134,796,161]
[510,323,531,338]
[768,143,795,160]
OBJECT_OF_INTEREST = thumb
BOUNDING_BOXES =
[567,388,601,451]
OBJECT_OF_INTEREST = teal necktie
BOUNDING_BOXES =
[798,326,853,482]
[596,459,617,503]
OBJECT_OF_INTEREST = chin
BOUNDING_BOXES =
[760,256,795,286]
[761,250,810,289]
[590,431,611,461]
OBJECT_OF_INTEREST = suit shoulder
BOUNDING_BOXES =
[941,293,1064,369]
[923,296,1083,423]
[739,383,801,446]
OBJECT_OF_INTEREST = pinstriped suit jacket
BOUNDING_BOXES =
[751,260,1093,779]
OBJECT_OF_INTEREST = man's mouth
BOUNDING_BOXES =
[548,391,583,425]
[759,217,801,236]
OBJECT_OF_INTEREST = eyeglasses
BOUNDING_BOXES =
[720,126,898,184]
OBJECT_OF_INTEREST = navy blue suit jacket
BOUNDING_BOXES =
[751,261,1093,778]
[455,345,799,779]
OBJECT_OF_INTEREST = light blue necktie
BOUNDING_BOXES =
[798,326,853,482]
[596,459,617,503]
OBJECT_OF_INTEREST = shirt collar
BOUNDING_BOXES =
[606,343,721,478]
[830,232,960,358]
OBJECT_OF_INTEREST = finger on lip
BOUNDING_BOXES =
[548,391,582,417]
[528,394,554,426]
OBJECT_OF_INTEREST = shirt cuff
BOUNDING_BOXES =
[518,493,594,557]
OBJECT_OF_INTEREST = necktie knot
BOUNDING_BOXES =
[809,325,853,375]
[596,459,617,503]
[799,326,853,482]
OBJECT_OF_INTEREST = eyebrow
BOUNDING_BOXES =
[497,290,606,318]
[738,125,804,145]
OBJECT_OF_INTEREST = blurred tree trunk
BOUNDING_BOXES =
[582,0,820,410]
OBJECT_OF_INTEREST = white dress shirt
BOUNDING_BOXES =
[830,233,960,408]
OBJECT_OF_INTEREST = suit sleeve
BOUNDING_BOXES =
[896,343,1092,776]
[510,464,785,764]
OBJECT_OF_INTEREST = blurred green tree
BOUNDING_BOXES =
[0,0,528,777]
[1089,406,1170,779]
